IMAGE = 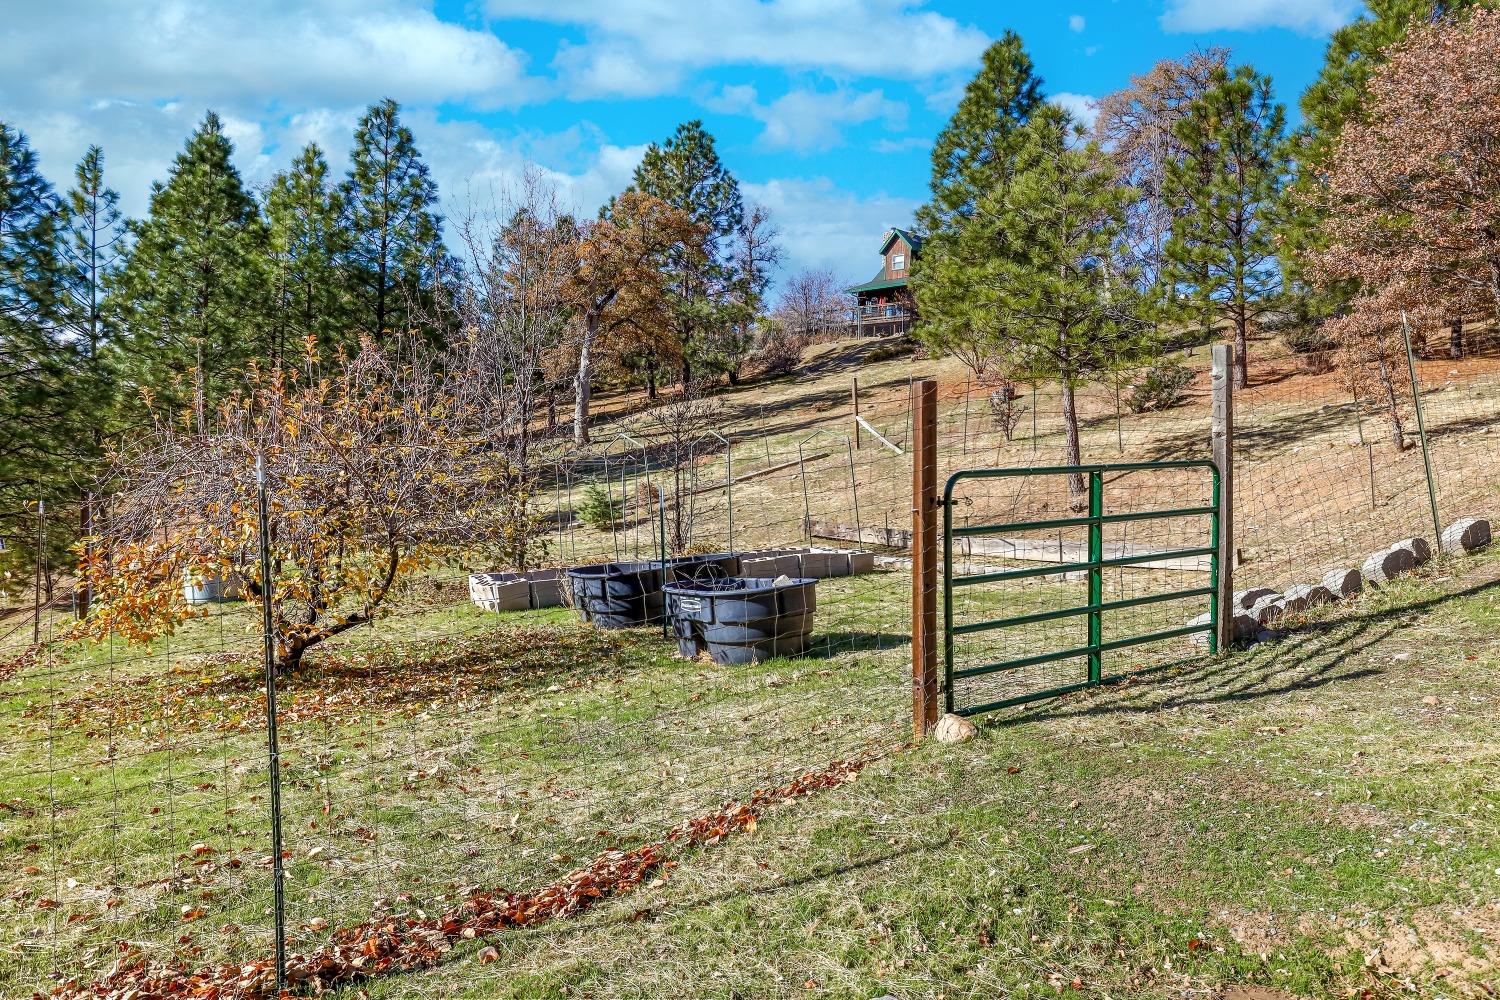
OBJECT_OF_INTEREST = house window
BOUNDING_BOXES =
[890,252,906,272]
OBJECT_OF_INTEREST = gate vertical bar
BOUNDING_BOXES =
[911,379,940,738]
[1211,344,1235,651]
[254,455,286,994]
[1087,471,1103,684]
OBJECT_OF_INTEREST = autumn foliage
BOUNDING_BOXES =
[77,337,519,674]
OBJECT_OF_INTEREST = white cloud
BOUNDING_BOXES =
[743,177,920,284]
[1160,0,1360,34]
[1,1,535,111]
[1069,14,1086,32]
[1052,93,1099,131]
[489,0,989,99]
[709,85,909,153]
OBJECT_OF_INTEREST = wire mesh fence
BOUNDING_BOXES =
[5,322,1500,997]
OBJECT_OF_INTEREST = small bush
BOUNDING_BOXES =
[576,483,621,530]
[1127,357,1195,413]
[1282,325,1334,372]
[756,318,810,377]
[985,379,1025,440]
[865,337,916,363]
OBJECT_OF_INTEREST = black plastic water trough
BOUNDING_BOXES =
[662,576,817,664]
[565,553,740,629]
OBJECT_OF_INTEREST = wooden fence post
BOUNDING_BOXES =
[852,376,862,449]
[911,379,940,738]
[1211,344,1235,652]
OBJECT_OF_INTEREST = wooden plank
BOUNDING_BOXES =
[854,416,904,455]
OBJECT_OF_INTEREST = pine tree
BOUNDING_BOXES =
[911,32,1044,375]
[59,145,126,359]
[341,99,450,343]
[0,121,76,505]
[112,111,272,419]
[628,120,744,385]
[1163,65,1287,389]
[940,105,1146,506]
[915,31,1043,236]
[266,143,350,360]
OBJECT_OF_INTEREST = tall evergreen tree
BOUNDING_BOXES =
[924,105,1145,505]
[341,99,449,343]
[628,120,743,385]
[0,121,76,505]
[911,32,1044,374]
[112,111,272,419]
[1163,65,1287,389]
[60,146,126,359]
[915,31,1044,237]
[266,143,350,360]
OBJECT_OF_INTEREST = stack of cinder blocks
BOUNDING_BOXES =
[469,569,566,612]
[737,547,878,579]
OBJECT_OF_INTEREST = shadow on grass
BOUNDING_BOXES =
[993,569,1500,727]
[802,630,912,659]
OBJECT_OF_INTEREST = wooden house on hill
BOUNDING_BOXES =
[847,228,921,337]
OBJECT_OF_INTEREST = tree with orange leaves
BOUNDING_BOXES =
[78,337,515,674]
[1308,8,1500,330]
[564,191,703,445]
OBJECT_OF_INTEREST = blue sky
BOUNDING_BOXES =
[0,0,1360,287]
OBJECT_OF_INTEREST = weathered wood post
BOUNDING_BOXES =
[911,379,940,738]
[852,376,862,449]
[1211,344,1235,652]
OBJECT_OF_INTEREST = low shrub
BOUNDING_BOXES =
[576,483,621,530]
[865,337,916,363]
[1127,357,1195,413]
[1282,324,1334,372]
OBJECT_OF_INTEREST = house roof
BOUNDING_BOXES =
[879,227,922,256]
[846,276,909,295]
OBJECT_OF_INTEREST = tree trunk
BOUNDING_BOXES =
[1061,382,1086,511]
[546,391,557,431]
[681,356,692,390]
[646,367,657,400]
[1233,316,1249,390]
[574,314,598,445]
[1449,316,1464,359]
[727,369,739,386]
[1376,353,1406,451]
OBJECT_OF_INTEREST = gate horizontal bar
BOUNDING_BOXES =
[953,545,1216,586]
[952,586,1214,635]
[951,654,1199,717]
[951,622,1210,680]
[951,505,1216,538]
[945,459,1217,496]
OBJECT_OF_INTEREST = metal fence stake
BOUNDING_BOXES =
[1401,312,1443,547]
[254,455,286,994]
[1211,344,1235,652]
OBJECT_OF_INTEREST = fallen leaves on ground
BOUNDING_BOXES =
[38,758,865,1000]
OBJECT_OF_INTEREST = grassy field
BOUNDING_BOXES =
[4,542,1499,999]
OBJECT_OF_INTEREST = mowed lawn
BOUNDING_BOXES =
[3,549,1499,999]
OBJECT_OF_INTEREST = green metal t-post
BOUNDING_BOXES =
[1087,470,1104,684]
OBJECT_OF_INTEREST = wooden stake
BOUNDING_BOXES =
[911,379,940,739]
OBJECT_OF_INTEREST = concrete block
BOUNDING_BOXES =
[847,550,877,575]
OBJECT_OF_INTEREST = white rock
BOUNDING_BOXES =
[1249,594,1285,625]
[1284,583,1334,609]
[932,713,978,744]
[1391,536,1432,566]
[1234,587,1278,610]
[1440,517,1491,554]
[1322,568,1363,598]
[1362,545,1416,585]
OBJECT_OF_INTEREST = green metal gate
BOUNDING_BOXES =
[942,460,1222,717]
